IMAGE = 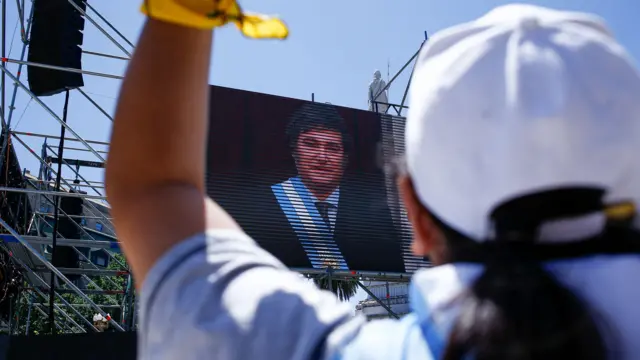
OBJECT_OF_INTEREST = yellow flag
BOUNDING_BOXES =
[141,0,289,39]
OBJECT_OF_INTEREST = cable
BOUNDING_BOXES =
[47,89,70,334]
[7,17,18,59]
[11,96,32,130]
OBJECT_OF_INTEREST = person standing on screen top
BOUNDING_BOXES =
[267,102,403,272]
[107,3,640,360]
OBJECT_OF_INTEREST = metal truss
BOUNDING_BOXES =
[0,0,134,334]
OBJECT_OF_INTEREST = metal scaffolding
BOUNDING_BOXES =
[0,0,133,334]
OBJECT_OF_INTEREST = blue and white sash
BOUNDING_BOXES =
[272,178,348,270]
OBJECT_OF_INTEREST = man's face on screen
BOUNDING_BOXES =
[295,128,345,194]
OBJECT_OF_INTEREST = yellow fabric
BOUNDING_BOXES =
[141,0,288,39]
[605,202,636,221]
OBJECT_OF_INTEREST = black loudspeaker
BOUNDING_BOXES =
[52,195,84,275]
[27,0,87,97]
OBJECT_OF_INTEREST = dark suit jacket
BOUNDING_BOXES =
[217,174,406,273]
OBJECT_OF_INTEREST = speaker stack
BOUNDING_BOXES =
[27,0,87,97]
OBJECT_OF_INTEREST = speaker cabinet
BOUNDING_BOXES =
[27,0,87,96]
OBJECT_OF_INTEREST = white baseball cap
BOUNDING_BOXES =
[405,4,640,242]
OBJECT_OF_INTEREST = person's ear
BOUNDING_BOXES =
[398,176,439,256]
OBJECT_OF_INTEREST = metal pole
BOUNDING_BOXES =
[66,0,132,57]
[0,234,118,250]
[60,146,109,154]
[83,1,135,48]
[0,186,107,199]
[385,281,392,317]
[34,211,107,220]
[1,0,7,126]
[48,90,71,334]
[73,179,105,184]
[125,275,136,331]
[23,191,28,232]
[387,59,390,102]
[33,303,122,308]
[12,294,23,335]
[120,275,130,325]
[355,280,400,319]
[15,0,25,42]
[11,130,110,146]
[399,70,414,113]
[0,68,107,161]
[7,295,13,332]
[76,88,113,122]
[131,298,138,330]
[25,294,33,335]
[399,38,427,112]
[0,3,33,172]
[82,50,129,61]
[36,212,108,220]
[2,58,124,80]
[27,287,124,296]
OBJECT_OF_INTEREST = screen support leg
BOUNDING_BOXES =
[355,280,399,319]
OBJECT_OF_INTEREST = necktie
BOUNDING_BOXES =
[315,201,332,227]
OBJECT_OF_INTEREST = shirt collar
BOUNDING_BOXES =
[324,187,340,208]
[292,177,340,207]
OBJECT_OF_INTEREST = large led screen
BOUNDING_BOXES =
[206,86,428,273]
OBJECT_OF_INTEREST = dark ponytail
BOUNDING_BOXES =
[442,250,606,359]
[438,188,628,360]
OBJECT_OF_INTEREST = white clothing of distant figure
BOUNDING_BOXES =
[368,70,389,113]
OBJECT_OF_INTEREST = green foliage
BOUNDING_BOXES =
[10,253,134,335]
[313,277,359,302]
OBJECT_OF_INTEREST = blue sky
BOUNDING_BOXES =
[2,0,639,307]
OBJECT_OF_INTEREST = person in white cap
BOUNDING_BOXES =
[106,3,640,359]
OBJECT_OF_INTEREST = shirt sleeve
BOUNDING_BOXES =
[137,229,367,360]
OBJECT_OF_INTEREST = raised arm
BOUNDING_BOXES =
[106,11,368,360]
[105,19,239,287]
